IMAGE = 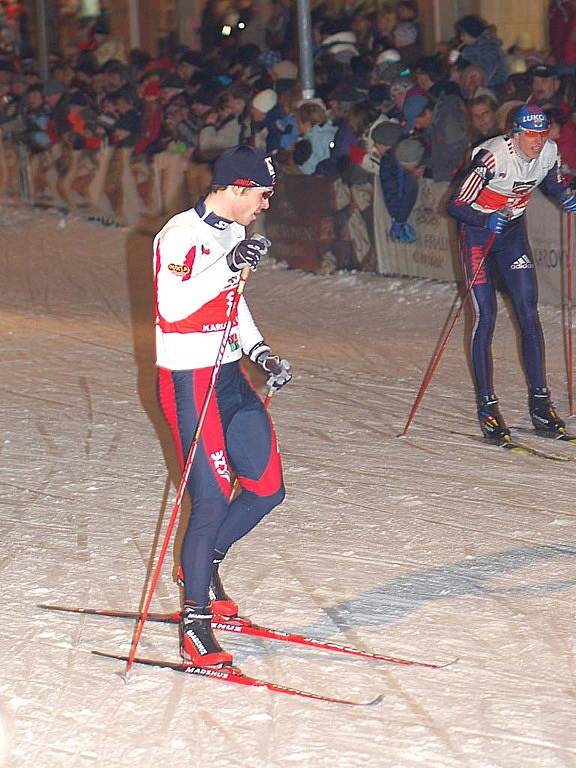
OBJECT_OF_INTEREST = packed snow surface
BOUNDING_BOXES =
[1,206,575,768]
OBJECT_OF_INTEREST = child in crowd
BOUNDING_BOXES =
[292,101,337,175]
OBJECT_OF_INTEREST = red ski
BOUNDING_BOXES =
[92,650,384,707]
[39,603,453,669]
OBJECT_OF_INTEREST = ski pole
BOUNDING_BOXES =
[398,232,496,437]
[565,213,574,415]
[125,266,251,676]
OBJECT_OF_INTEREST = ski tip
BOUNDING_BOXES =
[395,432,407,439]
[366,693,385,707]
[438,657,459,669]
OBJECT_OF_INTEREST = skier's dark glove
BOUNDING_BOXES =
[226,235,271,272]
[249,342,292,391]
[259,352,292,391]
[486,211,508,233]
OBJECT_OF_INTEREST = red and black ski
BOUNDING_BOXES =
[92,649,384,707]
[39,603,452,669]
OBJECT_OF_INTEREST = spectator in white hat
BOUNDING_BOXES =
[249,88,285,153]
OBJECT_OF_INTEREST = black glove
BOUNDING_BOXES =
[226,235,270,272]
[249,342,293,391]
[293,139,312,166]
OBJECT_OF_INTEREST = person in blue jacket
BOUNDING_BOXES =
[372,120,424,243]
[454,15,509,96]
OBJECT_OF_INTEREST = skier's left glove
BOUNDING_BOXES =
[249,342,292,391]
[226,235,270,272]
[562,195,576,213]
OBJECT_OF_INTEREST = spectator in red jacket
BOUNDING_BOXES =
[134,80,163,154]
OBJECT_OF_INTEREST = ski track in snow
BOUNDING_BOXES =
[1,205,576,767]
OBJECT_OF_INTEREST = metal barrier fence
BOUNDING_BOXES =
[0,137,190,226]
[0,136,570,307]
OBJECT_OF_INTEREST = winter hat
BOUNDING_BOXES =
[376,49,402,65]
[394,22,418,48]
[512,104,549,134]
[530,64,558,80]
[456,15,487,40]
[252,88,278,113]
[403,92,430,131]
[211,145,276,188]
[272,60,298,81]
[395,138,425,166]
[371,120,403,147]
[390,76,414,99]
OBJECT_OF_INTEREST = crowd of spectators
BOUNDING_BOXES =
[1,1,576,243]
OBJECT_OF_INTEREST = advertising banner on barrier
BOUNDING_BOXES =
[374,177,457,282]
[374,178,569,307]
[525,189,565,308]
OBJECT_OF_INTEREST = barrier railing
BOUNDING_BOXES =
[0,135,569,307]
[0,136,190,225]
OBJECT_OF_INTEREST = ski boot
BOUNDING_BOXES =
[529,387,566,436]
[179,603,233,667]
[477,394,511,443]
[176,553,239,618]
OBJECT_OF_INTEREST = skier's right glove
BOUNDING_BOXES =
[260,353,292,391]
[486,210,508,234]
[226,235,271,272]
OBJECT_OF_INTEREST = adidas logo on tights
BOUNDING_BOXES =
[510,254,534,270]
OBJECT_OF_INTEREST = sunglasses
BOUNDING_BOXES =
[521,129,550,140]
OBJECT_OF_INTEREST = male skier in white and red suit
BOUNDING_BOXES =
[154,145,292,667]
